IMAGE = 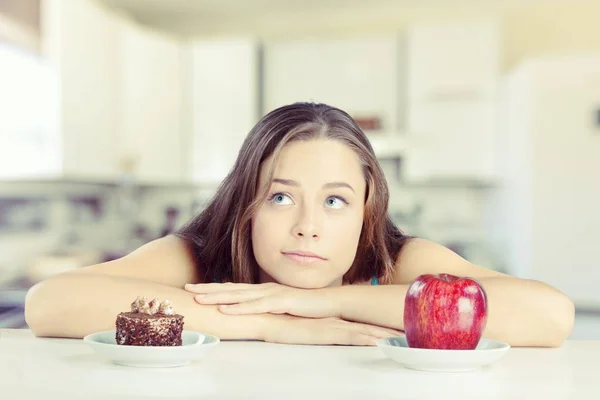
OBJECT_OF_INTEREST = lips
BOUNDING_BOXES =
[282,250,327,264]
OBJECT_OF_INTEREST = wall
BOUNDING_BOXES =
[503,2,600,69]
[0,0,39,53]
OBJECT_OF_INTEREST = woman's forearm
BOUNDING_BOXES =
[324,277,575,347]
[24,273,267,340]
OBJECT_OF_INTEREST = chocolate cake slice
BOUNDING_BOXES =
[116,297,184,346]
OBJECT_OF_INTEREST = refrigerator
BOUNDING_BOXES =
[491,52,600,309]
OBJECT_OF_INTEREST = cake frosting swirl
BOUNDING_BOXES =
[130,296,175,315]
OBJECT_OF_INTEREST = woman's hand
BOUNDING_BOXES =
[260,314,402,346]
[184,282,338,318]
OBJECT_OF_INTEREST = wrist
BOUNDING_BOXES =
[251,314,269,341]
[316,287,343,318]
[253,313,289,341]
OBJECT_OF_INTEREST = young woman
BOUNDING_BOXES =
[24,102,574,347]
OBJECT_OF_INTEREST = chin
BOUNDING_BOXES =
[274,272,340,289]
[287,281,330,290]
[259,258,346,289]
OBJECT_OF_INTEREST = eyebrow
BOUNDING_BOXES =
[272,178,355,193]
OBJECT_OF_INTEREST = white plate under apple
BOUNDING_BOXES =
[376,335,510,372]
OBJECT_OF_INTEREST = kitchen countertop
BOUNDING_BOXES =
[1,329,599,399]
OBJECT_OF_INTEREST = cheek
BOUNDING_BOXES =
[251,209,286,265]
[327,209,364,263]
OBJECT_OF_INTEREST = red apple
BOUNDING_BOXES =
[403,273,487,350]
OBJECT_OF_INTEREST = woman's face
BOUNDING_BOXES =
[251,138,367,289]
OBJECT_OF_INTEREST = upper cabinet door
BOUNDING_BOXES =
[407,20,501,100]
[404,21,501,183]
[39,0,186,183]
[263,35,400,133]
[120,22,184,183]
[0,43,60,179]
[188,39,259,184]
[42,0,123,179]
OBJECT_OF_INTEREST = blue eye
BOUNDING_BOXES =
[326,196,348,209]
[269,193,293,205]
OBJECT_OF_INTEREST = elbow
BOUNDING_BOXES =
[543,291,575,348]
[24,279,59,337]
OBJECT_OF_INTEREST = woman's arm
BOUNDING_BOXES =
[327,238,575,347]
[24,235,398,345]
[24,235,256,339]
[25,273,265,339]
[195,238,575,347]
[324,277,573,347]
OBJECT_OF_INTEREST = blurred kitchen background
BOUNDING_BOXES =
[0,0,599,339]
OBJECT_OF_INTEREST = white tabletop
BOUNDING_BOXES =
[1,329,599,399]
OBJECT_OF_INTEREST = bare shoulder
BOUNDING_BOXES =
[392,237,508,284]
[69,235,202,288]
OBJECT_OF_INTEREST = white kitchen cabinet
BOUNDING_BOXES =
[404,99,499,182]
[0,42,60,179]
[263,34,400,133]
[187,38,259,184]
[41,0,122,179]
[403,21,501,183]
[120,21,185,183]
[12,0,188,184]
[407,20,500,101]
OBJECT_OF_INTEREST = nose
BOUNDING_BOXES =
[292,205,321,239]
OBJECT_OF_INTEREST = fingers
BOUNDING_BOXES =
[324,329,380,346]
[335,321,401,346]
[354,324,401,339]
[363,325,403,338]
[194,290,265,305]
[218,298,277,315]
[321,322,388,346]
[184,282,258,294]
[264,317,398,347]
[339,331,379,346]
[267,330,378,346]
[330,318,401,338]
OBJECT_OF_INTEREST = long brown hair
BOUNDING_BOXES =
[176,102,410,285]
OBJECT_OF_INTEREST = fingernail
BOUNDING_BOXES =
[194,295,206,301]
